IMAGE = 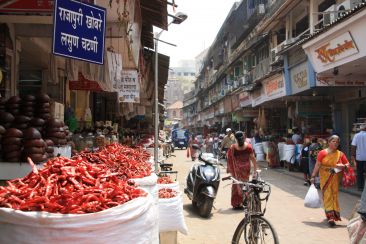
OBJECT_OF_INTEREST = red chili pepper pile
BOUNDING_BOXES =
[159,188,178,199]
[157,176,174,184]
[0,156,147,214]
[76,143,152,180]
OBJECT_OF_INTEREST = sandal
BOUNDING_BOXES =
[328,219,336,227]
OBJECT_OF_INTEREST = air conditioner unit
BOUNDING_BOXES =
[271,46,280,64]
[323,4,338,25]
[240,75,251,85]
[337,0,362,17]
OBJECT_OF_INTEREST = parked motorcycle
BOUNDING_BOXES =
[184,144,221,218]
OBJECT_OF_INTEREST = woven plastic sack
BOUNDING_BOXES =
[0,195,158,244]
[158,194,188,235]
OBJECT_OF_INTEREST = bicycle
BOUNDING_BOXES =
[222,175,279,244]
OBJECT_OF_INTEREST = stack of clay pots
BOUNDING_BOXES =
[0,97,6,112]
[0,125,5,151]
[0,111,14,129]
[6,96,21,116]
[45,119,67,146]
[2,128,23,162]
[35,94,51,120]
[30,118,45,135]
[14,115,31,130]
[44,139,55,158]
[23,128,47,163]
[21,95,36,118]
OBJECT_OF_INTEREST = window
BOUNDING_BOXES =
[184,72,188,76]
[190,73,195,76]
[173,111,176,117]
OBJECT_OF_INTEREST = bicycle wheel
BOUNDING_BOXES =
[232,216,279,244]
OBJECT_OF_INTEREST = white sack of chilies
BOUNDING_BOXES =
[0,195,158,244]
[158,193,188,235]
[157,181,180,192]
[131,173,159,200]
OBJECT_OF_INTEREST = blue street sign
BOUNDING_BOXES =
[52,0,106,65]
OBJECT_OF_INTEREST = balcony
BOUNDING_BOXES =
[252,57,271,81]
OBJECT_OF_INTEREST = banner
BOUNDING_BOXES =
[107,51,122,90]
[118,70,140,103]
[53,0,106,64]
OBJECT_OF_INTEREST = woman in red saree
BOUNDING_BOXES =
[187,135,199,161]
[310,135,350,226]
[227,131,258,209]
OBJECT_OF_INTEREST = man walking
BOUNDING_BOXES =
[220,128,236,154]
[351,124,366,191]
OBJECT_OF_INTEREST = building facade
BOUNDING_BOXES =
[182,0,366,155]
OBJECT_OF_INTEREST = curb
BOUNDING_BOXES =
[258,161,362,197]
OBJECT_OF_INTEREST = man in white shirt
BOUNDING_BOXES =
[352,124,366,191]
[291,128,302,144]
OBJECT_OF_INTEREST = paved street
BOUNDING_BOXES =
[167,149,359,244]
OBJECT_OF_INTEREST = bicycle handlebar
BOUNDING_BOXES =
[222,175,271,196]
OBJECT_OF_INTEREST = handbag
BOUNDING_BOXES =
[343,166,356,188]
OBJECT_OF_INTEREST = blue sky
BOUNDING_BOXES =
[157,0,238,67]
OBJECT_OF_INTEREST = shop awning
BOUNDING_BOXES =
[140,0,168,30]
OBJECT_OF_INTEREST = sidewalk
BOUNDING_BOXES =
[258,161,362,197]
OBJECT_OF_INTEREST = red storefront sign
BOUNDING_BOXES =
[0,0,53,13]
[69,73,103,91]
[0,0,94,13]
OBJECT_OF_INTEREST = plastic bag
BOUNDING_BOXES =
[304,184,322,208]
[0,195,158,244]
[158,194,188,235]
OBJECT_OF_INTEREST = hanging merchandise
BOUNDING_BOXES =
[107,51,123,91]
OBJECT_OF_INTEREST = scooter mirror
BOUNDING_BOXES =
[192,144,200,150]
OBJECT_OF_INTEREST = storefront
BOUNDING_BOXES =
[302,5,366,154]
[250,73,288,135]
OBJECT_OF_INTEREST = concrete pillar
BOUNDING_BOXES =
[286,12,293,39]
[309,0,319,34]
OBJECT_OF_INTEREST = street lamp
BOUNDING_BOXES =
[154,12,188,173]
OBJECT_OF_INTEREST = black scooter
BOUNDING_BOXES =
[184,144,221,218]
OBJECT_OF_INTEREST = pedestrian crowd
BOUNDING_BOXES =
[185,126,366,240]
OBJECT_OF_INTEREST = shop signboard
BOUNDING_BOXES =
[118,70,140,103]
[53,0,106,64]
[239,91,251,107]
[290,62,310,94]
[314,32,358,66]
[251,74,286,106]
[263,75,285,100]
[316,75,366,87]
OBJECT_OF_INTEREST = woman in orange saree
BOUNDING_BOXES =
[310,135,350,227]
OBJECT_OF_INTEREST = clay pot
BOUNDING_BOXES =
[3,128,23,138]
[23,128,42,140]
[23,138,45,148]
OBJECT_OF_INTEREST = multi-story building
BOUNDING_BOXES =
[183,0,366,155]
[165,64,196,107]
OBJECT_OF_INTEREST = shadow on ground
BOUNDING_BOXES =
[302,220,347,229]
